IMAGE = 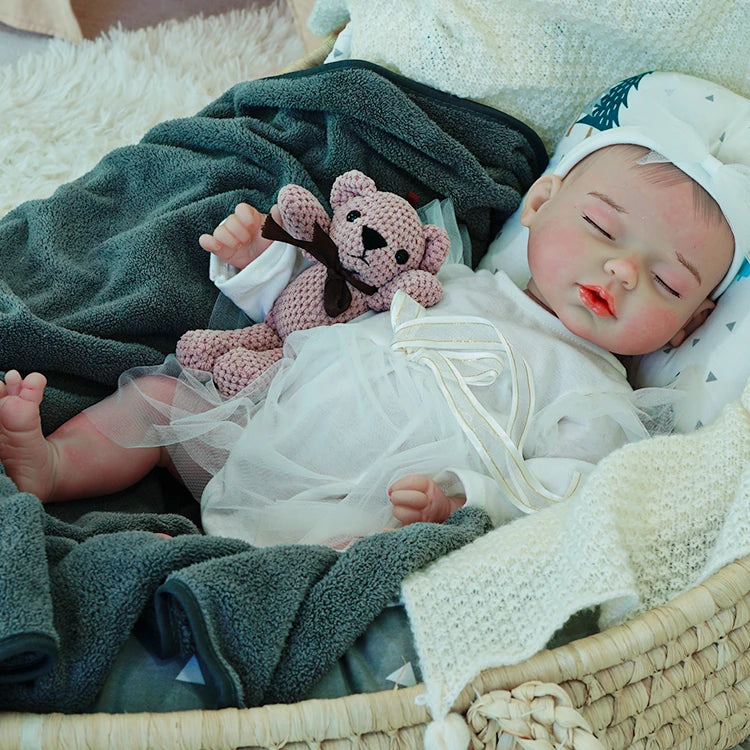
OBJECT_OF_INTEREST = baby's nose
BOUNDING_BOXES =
[604,256,638,289]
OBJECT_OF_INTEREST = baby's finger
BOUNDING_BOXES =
[213,222,245,249]
[198,233,226,255]
[389,474,432,493]
[390,504,423,526]
[234,202,264,231]
[268,204,282,225]
[221,213,254,245]
[388,488,429,509]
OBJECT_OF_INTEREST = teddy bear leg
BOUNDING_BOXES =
[212,347,284,397]
[175,324,282,372]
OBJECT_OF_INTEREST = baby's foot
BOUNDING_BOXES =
[0,371,58,501]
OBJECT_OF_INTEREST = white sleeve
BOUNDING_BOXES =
[440,455,598,528]
[435,468,524,528]
[209,241,312,321]
[437,392,635,528]
[448,408,626,526]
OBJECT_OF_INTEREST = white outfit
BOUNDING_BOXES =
[145,246,661,547]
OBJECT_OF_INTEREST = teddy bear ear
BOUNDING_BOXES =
[330,170,378,208]
[419,224,451,274]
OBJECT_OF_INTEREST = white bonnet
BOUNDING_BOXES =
[550,71,750,299]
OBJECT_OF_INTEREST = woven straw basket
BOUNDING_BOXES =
[2,552,749,749]
[2,38,749,750]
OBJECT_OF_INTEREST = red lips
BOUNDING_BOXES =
[578,285,616,317]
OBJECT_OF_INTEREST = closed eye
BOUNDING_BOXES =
[654,274,681,298]
[582,214,613,240]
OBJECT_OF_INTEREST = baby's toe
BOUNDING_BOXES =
[20,373,47,404]
[2,370,23,397]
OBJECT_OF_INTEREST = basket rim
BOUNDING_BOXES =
[2,554,749,750]
[452,553,750,710]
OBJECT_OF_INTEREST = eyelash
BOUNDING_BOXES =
[653,275,681,298]
[582,214,613,240]
[583,215,681,299]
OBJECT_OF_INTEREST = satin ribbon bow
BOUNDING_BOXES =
[261,215,377,317]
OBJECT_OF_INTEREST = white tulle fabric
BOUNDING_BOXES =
[89,328,483,548]
[86,266,677,547]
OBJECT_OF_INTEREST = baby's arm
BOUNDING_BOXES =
[389,474,466,525]
[199,204,282,269]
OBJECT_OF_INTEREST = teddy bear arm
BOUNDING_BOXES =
[277,185,331,242]
[369,271,444,310]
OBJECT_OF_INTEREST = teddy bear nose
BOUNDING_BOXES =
[361,225,387,251]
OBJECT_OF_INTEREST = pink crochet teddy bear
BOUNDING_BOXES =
[176,170,450,396]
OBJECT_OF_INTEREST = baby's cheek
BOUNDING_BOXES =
[528,226,585,277]
[625,303,685,352]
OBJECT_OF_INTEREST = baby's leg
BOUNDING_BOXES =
[0,371,173,503]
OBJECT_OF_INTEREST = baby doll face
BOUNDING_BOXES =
[520,146,735,356]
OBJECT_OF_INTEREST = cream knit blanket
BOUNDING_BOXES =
[401,376,750,720]
[308,0,750,152]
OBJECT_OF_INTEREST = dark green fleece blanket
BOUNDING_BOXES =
[0,484,491,712]
[0,61,545,712]
[0,60,546,433]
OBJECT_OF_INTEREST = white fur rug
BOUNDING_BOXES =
[0,1,303,218]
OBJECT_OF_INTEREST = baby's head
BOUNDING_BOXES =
[520,144,734,355]
[518,71,750,357]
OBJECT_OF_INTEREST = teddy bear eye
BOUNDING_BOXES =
[346,210,361,222]
[395,249,409,265]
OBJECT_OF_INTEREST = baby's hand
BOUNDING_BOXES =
[388,474,466,525]
[198,203,282,269]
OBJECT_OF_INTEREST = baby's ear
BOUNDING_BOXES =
[669,298,715,347]
[519,174,562,227]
